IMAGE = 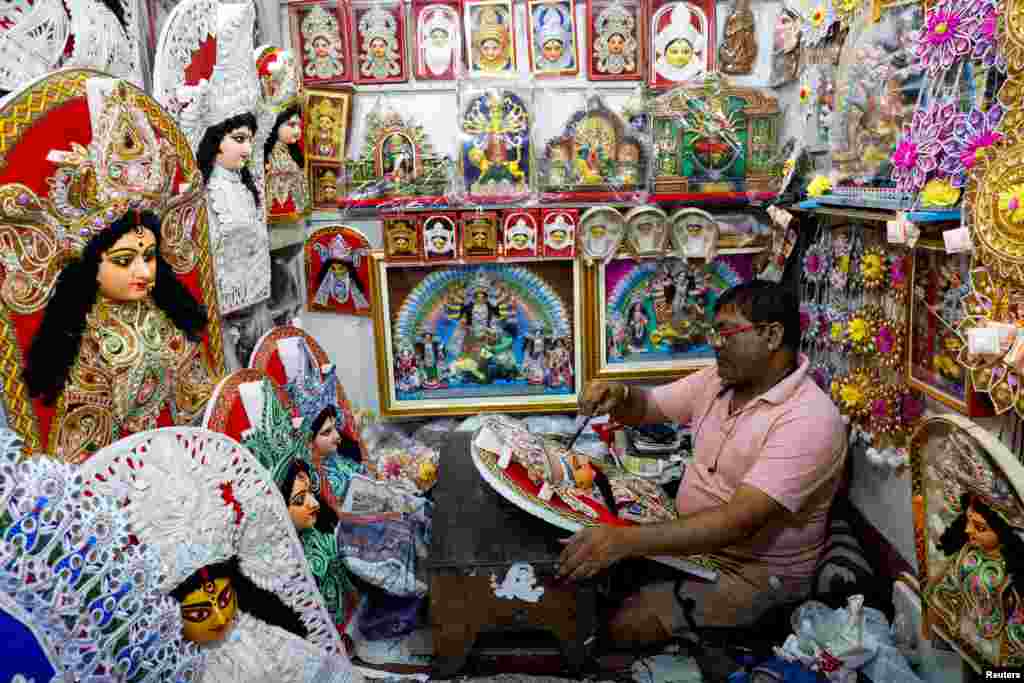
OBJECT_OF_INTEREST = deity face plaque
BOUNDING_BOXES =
[669,207,718,260]
[290,1,352,84]
[542,210,577,257]
[416,3,461,80]
[310,164,341,209]
[384,217,421,260]
[580,207,626,264]
[422,214,458,261]
[648,0,715,88]
[587,0,642,80]
[352,2,408,84]
[304,90,353,163]
[624,206,669,257]
[527,0,579,77]
[465,0,517,76]
[503,211,539,257]
[460,213,499,259]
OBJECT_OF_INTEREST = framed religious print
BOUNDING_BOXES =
[586,0,644,81]
[304,88,353,164]
[288,0,354,85]
[587,254,755,381]
[422,212,460,262]
[540,94,649,201]
[414,1,463,80]
[911,414,1024,672]
[345,105,448,200]
[652,73,779,195]
[647,0,715,89]
[350,0,409,84]
[305,225,373,316]
[369,253,583,417]
[458,82,534,204]
[310,164,342,208]
[541,208,577,258]
[461,211,500,260]
[502,209,540,258]
[526,0,580,77]
[464,0,517,77]
[384,214,422,261]
[908,246,989,416]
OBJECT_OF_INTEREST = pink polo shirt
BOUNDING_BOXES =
[651,355,847,580]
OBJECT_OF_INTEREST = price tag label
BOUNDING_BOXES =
[886,217,908,244]
[968,326,1000,355]
[538,482,554,501]
[498,444,513,469]
[943,227,973,254]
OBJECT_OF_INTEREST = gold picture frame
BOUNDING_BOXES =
[369,252,584,417]
[584,251,760,382]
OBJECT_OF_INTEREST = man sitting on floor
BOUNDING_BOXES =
[557,281,847,647]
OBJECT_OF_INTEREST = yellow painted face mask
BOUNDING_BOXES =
[180,576,238,643]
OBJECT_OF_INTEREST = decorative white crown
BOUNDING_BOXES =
[0,429,205,679]
[467,271,494,297]
[161,0,260,153]
[424,218,454,253]
[654,4,705,56]
[423,7,454,39]
[314,234,365,267]
[359,6,397,41]
[595,3,633,37]
[506,217,535,249]
[301,4,337,43]
[65,0,144,87]
[537,5,569,46]
[0,0,68,92]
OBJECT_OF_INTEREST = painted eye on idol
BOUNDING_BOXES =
[97,227,157,302]
[180,577,238,644]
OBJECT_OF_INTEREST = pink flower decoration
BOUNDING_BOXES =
[973,0,1004,68]
[806,253,821,273]
[914,0,977,76]
[940,104,1004,187]
[891,100,956,193]
[876,324,895,354]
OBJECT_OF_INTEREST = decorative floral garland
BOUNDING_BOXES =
[800,302,823,341]
[803,240,831,284]
[830,233,852,290]
[802,0,837,47]
[860,246,887,290]
[826,308,848,350]
[831,368,875,420]
[864,305,905,367]
[889,253,910,297]
[846,308,876,354]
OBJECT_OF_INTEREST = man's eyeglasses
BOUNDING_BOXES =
[707,323,769,346]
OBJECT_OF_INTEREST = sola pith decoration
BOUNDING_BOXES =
[965,124,1024,285]
[911,414,1024,671]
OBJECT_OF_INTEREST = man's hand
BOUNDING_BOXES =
[579,380,627,417]
[556,525,631,582]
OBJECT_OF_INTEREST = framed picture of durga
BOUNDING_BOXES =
[908,247,988,416]
[587,253,756,381]
[288,0,353,85]
[369,252,582,417]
